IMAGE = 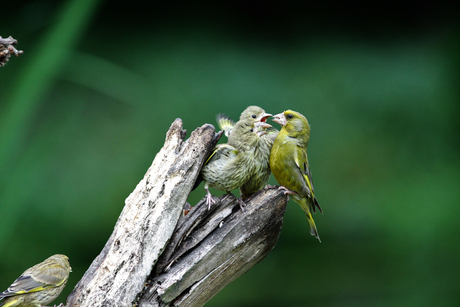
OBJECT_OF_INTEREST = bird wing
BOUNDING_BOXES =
[294,145,323,214]
[205,144,238,164]
[216,114,235,138]
[31,265,68,286]
[5,264,68,297]
[1,275,50,297]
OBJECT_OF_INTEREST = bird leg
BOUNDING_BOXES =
[226,191,246,212]
[205,187,216,210]
[237,198,246,212]
[278,186,298,202]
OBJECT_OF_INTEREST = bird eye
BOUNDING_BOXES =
[250,128,254,132]
[287,114,293,119]
[251,114,256,118]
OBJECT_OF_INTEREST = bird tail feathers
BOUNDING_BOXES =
[299,199,321,242]
[305,211,321,242]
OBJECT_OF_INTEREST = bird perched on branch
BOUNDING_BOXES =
[217,106,278,199]
[199,119,262,210]
[0,254,72,307]
[269,110,323,241]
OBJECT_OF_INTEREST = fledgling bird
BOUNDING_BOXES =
[199,119,261,210]
[269,110,323,241]
[0,254,72,307]
[239,121,278,199]
[217,106,279,199]
[216,105,272,138]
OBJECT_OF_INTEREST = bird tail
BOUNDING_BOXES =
[305,210,321,242]
[299,199,321,242]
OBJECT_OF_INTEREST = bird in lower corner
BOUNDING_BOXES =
[0,254,72,307]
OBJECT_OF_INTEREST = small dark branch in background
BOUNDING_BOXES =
[0,36,23,67]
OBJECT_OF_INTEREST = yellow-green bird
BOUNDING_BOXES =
[269,110,323,241]
[0,254,72,307]
[217,106,278,199]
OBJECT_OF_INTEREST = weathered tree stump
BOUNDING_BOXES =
[66,119,287,307]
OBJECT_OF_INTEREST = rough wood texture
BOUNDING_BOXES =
[138,189,287,307]
[0,36,23,67]
[66,119,288,307]
[66,119,218,307]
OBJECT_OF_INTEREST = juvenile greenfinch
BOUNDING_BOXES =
[239,121,278,199]
[216,105,272,138]
[200,119,261,210]
[0,254,72,307]
[217,106,278,199]
[269,110,323,241]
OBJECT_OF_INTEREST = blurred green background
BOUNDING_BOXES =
[1,1,459,306]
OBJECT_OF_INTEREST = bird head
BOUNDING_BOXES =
[272,110,310,139]
[254,121,272,137]
[49,254,72,272]
[230,121,261,151]
[240,106,272,123]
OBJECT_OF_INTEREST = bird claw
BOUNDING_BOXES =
[237,198,246,212]
[278,186,297,195]
[278,186,298,202]
[205,193,216,210]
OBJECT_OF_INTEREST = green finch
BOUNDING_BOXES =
[269,110,323,241]
[200,119,261,210]
[0,254,71,307]
[217,106,278,199]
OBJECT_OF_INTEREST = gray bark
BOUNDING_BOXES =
[0,36,22,66]
[66,119,287,307]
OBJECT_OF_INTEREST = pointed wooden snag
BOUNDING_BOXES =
[66,119,287,307]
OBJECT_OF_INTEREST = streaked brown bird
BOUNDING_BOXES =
[199,119,261,210]
[0,254,72,307]
[217,106,278,199]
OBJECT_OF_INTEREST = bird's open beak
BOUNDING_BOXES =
[254,122,272,129]
[260,112,272,123]
[272,112,287,126]
[254,122,272,137]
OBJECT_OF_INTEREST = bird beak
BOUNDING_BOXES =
[257,130,267,137]
[254,122,272,129]
[260,112,272,123]
[254,122,271,137]
[272,112,287,126]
